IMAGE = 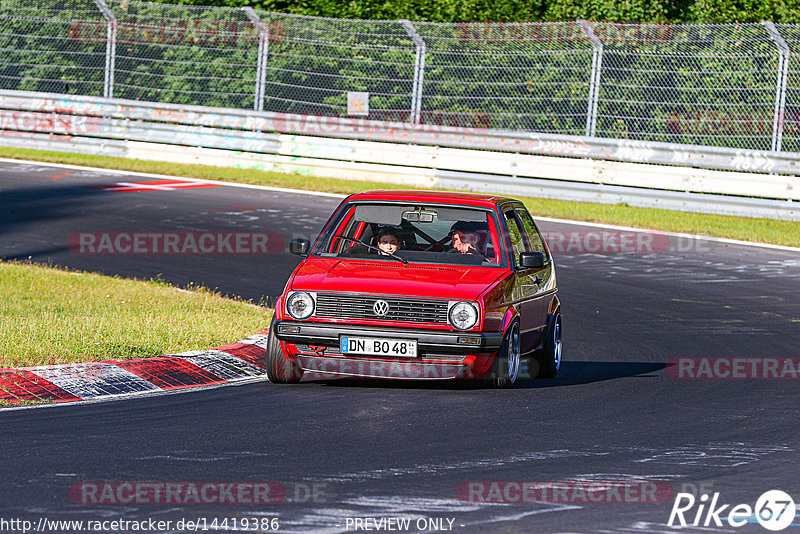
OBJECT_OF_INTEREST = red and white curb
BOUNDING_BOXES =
[0,332,270,405]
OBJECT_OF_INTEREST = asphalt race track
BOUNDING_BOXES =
[1,159,799,533]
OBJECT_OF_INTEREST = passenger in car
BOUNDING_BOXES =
[375,228,403,256]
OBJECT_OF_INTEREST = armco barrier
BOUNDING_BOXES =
[0,90,799,220]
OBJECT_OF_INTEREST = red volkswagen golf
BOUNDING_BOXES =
[266,190,561,387]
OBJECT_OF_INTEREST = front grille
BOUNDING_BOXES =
[315,292,449,324]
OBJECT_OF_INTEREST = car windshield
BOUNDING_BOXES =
[312,202,506,267]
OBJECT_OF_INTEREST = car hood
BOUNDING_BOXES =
[290,258,506,301]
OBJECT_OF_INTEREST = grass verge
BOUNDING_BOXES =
[0,398,51,408]
[1,147,798,247]
[0,261,270,369]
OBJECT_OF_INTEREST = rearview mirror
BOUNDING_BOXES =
[405,211,435,223]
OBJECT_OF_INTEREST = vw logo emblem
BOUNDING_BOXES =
[373,300,390,316]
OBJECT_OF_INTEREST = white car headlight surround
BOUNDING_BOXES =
[448,301,479,330]
[286,292,315,320]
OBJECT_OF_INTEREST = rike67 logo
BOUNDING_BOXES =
[668,490,796,531]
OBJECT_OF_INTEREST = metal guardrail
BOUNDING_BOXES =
[0,89,799,221]
[435,170,800,222]
[2,90,800,177]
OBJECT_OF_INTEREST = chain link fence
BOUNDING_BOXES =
[2,0,800,152]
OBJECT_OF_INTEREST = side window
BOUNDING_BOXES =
[331,208,360,254]
[503,209,525,268]
[515,208,545,254]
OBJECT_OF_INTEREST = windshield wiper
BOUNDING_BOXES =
[332,235,408,265]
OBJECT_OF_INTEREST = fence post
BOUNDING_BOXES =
[93,0,116,99]
[762,21,789,152]
[243,7,269,112]
[400,20,426,125]
[579,20,603,137]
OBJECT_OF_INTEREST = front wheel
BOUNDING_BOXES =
[531,310,561,378]
[264,318,303,384]
[488,320,520,388]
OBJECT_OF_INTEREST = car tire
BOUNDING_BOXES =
[264,318,303,384]
[488,320,520,389]
[531,310,561,379]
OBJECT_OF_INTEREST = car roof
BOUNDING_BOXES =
[346,190,517,208]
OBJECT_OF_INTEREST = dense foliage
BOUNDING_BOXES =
[170,0,800,24]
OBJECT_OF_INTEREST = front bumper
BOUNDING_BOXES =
[296,355,472,380]
[273,320,503,354]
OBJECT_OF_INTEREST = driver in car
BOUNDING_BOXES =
[449,221,482,255]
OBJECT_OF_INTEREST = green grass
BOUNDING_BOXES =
[0,398,51,408]
[1,146,798,247]
[0,261,270,369]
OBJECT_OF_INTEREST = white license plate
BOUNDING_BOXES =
[339,336,417,358]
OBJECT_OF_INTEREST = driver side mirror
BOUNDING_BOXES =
[519,251,548,269]
[289,238,311,255]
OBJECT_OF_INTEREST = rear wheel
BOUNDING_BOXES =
[531,310,561,378]
[488,320,520,388]
[264,319,303,384]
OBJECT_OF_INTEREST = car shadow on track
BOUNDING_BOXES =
[515,360,666,389]
[296,360,667,390]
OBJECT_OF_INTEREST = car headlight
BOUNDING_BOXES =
[286,292,315,320]
[449,301,479,330]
